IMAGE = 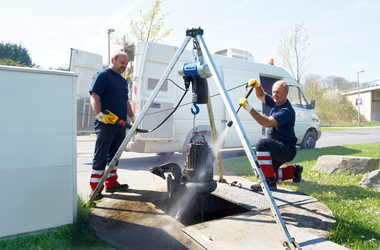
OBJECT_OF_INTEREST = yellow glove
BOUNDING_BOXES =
[247,79,260,88]
[130,116,138,135]
[238,97,253,112]
[97,110,118,124]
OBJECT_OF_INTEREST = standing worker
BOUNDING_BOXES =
[89,51,136,199]
[238,79,303,191]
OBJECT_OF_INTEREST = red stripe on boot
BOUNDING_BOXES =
[279,164,294,181]
[90,170,105,191]
[105,171,118,188]
[257,156,272,160]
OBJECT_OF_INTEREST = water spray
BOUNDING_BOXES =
[150,131,217,224]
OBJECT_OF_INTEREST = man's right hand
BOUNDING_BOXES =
[97,110,118,124]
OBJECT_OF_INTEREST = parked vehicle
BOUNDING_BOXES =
[122,41,321,153]
[69,48,103,132]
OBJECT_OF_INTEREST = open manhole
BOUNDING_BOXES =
[152,193,250,226]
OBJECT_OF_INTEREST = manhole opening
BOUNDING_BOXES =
[152,194,250,226]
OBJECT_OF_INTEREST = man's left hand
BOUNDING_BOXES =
[238,97,253,112]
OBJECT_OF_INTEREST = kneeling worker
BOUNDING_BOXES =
[238,79,303,191]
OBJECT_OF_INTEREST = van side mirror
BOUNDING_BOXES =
[308,99,315,109]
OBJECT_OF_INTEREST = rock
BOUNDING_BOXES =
[359,170,380,190]
[312,155,379,175]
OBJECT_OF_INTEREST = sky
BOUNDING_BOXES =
[1,0,379,84]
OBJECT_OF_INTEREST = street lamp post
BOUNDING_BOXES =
[107,28,115,66]
[357,70,365,127]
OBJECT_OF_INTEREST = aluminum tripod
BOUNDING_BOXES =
[89,27,299,249]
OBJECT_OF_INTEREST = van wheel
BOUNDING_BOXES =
[300,131,316,150]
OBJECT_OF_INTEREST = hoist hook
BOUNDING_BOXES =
[191,102,200,115]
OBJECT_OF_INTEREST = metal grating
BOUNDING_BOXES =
[212,181,312,211]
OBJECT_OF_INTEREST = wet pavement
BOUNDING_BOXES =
[77,135,349,249]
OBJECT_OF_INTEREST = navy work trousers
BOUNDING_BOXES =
[255,138,297,172]
[92,120,126,171]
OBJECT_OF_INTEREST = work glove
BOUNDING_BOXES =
[238,97,253,112]
[130,116,138,135]
[97,110,119,124]
[247,79,260,88]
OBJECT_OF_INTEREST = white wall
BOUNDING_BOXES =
[0,66,77,238]
[371,91,380,122]
[346,91,372,122]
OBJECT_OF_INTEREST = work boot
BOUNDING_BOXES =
[105,183,129,193]
[89,190,103,201]
[250,177,277,191]
[292,164,303,183]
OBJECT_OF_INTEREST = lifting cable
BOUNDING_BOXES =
[133,79,247,133]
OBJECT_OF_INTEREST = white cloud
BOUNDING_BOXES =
[72,17,97,27]
[351,63,364,72]
[50,31,57,37]
[83,0,143,51]
[45,49,66,57]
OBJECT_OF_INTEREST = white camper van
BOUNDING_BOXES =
[122,41,321,154]
[214,48,255,62]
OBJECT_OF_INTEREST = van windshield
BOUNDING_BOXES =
[289,86,308,108]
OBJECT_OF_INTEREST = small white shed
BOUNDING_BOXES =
[343,83,380,122]
[0,66,77,238]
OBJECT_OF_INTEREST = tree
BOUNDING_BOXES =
[115,0,173,44]
[301,73,363,126]
[301,74,324,101]
[277,20,310,84]
[322,76,356,92]
[0,58,26,67]
[0,42,32,66]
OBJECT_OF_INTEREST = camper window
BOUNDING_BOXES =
[148,78,168,92]
[214,49,227,56]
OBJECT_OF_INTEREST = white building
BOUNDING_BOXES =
[343,80,380,122]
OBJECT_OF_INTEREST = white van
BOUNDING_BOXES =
[123,41,321,154]
[214,48,255,62]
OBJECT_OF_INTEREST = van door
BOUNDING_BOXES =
[133,42,177,141]
[221,68,262,148]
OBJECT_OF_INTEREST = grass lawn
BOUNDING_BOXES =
[223,142,380,250]
[0,198,114,250]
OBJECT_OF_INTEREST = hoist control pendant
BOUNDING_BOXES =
[192,77,208,104]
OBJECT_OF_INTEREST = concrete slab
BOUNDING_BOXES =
[90,183,204,250]
[89,181,348,250]
[183,211,349,250]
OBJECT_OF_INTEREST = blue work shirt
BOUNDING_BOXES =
[89,68,129,120]
[265,94,297,144]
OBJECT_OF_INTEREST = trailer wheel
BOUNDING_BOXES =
[300,131,316,150]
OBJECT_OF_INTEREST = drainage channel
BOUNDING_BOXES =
[152,193,250,226]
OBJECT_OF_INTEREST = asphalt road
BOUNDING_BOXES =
[77,128,380,198]
[315,128,380,148]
